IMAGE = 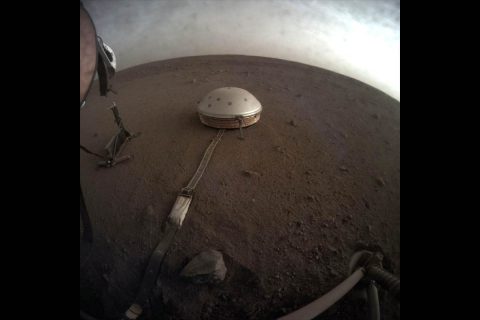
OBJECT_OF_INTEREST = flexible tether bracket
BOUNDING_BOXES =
[80,102,140,168]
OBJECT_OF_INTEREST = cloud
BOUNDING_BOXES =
[83,0,400,100]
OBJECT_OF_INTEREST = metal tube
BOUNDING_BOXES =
[367,266,400,301]
[278,268,365,320]
[367,281,381,320]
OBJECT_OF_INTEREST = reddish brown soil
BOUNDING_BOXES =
[80,55,400,320]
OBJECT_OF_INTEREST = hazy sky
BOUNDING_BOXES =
[83,0,400,100]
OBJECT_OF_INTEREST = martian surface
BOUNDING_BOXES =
[80,55,400,319]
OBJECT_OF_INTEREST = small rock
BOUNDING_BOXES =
[328,245,337,253]
[296,94,302,98]
[289,120,297,127]
[180,249,227,284]
[93,133,98,137]
[367,225,372,233]
[375,177,386,187]
[192,78,197,83]
[329,268,341,277]
[372,113,380,119]
[364,200,370,209]
[220,293,228,301]
[339,166,349,172]
[306,195,316,201]
[243,170,260,177]
[274,146,282,152]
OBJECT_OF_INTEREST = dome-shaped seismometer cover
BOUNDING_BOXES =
[197,87,262,129]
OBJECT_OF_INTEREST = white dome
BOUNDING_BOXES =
[197,87,262,119]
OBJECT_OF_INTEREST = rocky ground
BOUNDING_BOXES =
[80,55,400,319]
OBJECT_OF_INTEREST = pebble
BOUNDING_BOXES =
[364,199,370,209]
[375,177,386,187]
[243,170,260,177]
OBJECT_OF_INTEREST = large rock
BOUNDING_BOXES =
[180,249,227,284]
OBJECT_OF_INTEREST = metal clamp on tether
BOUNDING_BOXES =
[179,187,194,197]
